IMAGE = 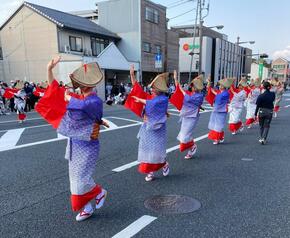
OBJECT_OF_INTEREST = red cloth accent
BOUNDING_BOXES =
[245,118,255,125]
[124,82,148,117]
[169,84,184,110]
[35,80,67,129]
[229,121,242,132]
[71,185,102,212]
[3,88,19,99]
[33,87,46,97]
[205,86,216,106]
[84,64,87,74]
[180,140,195,152]
[229,86,240,101]
[208,130,224,141]
[18,113,26,121]
[138,162,166,174]
[274,106,280,112]
[244,86,251,96]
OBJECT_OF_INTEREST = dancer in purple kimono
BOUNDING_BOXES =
[173,70,205,159]
[40,57,108,221]
[132,73,169,182]
[207,78,233,145]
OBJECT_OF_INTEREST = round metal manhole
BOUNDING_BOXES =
[144,195,201,214]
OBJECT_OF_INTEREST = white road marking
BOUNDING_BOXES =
[169,110,212,117]
[0,124,51,133]
[0,128,25,149]
[284,105,290,108]
[285,98,290,101]
[0,122,142,152]
[0,117,43,124]
[106,116,141,124]
[241,158,253,161]
[102,118,118,129]
[112,215,157,238]
[112,133,208,172]
[112,161,140,172]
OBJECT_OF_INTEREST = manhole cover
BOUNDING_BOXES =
[144,195,201,214]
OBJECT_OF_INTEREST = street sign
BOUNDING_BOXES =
[155,54,162,69]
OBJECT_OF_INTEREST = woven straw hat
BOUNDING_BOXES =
[70,62,103,88]
[15,81,24,89]
[191,75,204,91]
[148,72,169,93]
[238,78,248,87]
[219,78,234,88]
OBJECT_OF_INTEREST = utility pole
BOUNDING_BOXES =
[188,0,200,83]
[198,0,203,75]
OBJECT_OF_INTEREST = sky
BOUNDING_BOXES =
[0,0,289,60]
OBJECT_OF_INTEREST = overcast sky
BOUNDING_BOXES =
[1,0,290,60]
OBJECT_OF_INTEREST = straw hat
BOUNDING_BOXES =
[191,75,204,91]
[148,72,169,93]
[238,78,248,87]
[70,62,103,88]
[15,81,24,89]
[253,77,262,87]
[219,78,234,88]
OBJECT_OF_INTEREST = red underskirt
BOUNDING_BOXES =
[71,185,102,212]
[229,121,242,132]
[245,118,255,125]
[138,162,166,174]
[208,130,224,141]
[274,106,280,112]
[180,140,195,152]
[18,113,26,121]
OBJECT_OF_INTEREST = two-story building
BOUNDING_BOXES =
[97,0,179,84]
[271,57,289,85]
[0,2,140,99]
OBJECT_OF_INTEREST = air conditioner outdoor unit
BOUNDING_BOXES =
[64,45,70,53]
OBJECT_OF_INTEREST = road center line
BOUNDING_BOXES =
[112,133,208,172]
[284,105,290,108]
[0,117,43,124]
[112,215,157,238]
[0,122,142,153]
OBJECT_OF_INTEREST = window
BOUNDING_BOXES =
[91,37,109,56]
[69,36,83,52]
[143,42,151,53]
[145,7,159,24]
[155,45,162,54]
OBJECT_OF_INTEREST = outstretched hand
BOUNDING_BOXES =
[173,70,178,86]
[47,56,61,71]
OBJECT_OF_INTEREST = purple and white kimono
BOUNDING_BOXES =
[208,90,230,141]
[137,94,168,174]
[57,93,103,212]
[177,92,204,151]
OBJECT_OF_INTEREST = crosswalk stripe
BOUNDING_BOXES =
[0,128,25,149]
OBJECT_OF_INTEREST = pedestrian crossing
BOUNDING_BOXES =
[0,116,142,152]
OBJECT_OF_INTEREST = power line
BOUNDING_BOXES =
[167,0,195,9]
[169,8,196,20]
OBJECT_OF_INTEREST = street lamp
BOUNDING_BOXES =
[235,36,255,80]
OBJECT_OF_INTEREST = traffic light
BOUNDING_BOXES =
[259,54,268,59]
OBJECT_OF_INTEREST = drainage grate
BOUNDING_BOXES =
[144,195,201,214]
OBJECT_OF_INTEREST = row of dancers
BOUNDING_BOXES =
[34,57,284,221]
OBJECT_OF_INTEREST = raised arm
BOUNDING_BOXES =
[174,70,185,95]
[130,64,137,86]
[47,56,61,85]
[207,76,217,95]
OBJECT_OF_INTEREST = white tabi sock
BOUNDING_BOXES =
[83,202,93,213]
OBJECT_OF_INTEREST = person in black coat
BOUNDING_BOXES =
[255,81,275,144]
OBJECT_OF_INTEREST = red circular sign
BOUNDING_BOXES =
[183,44,189,51]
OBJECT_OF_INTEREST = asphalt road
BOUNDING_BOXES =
[0,95,290,238]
